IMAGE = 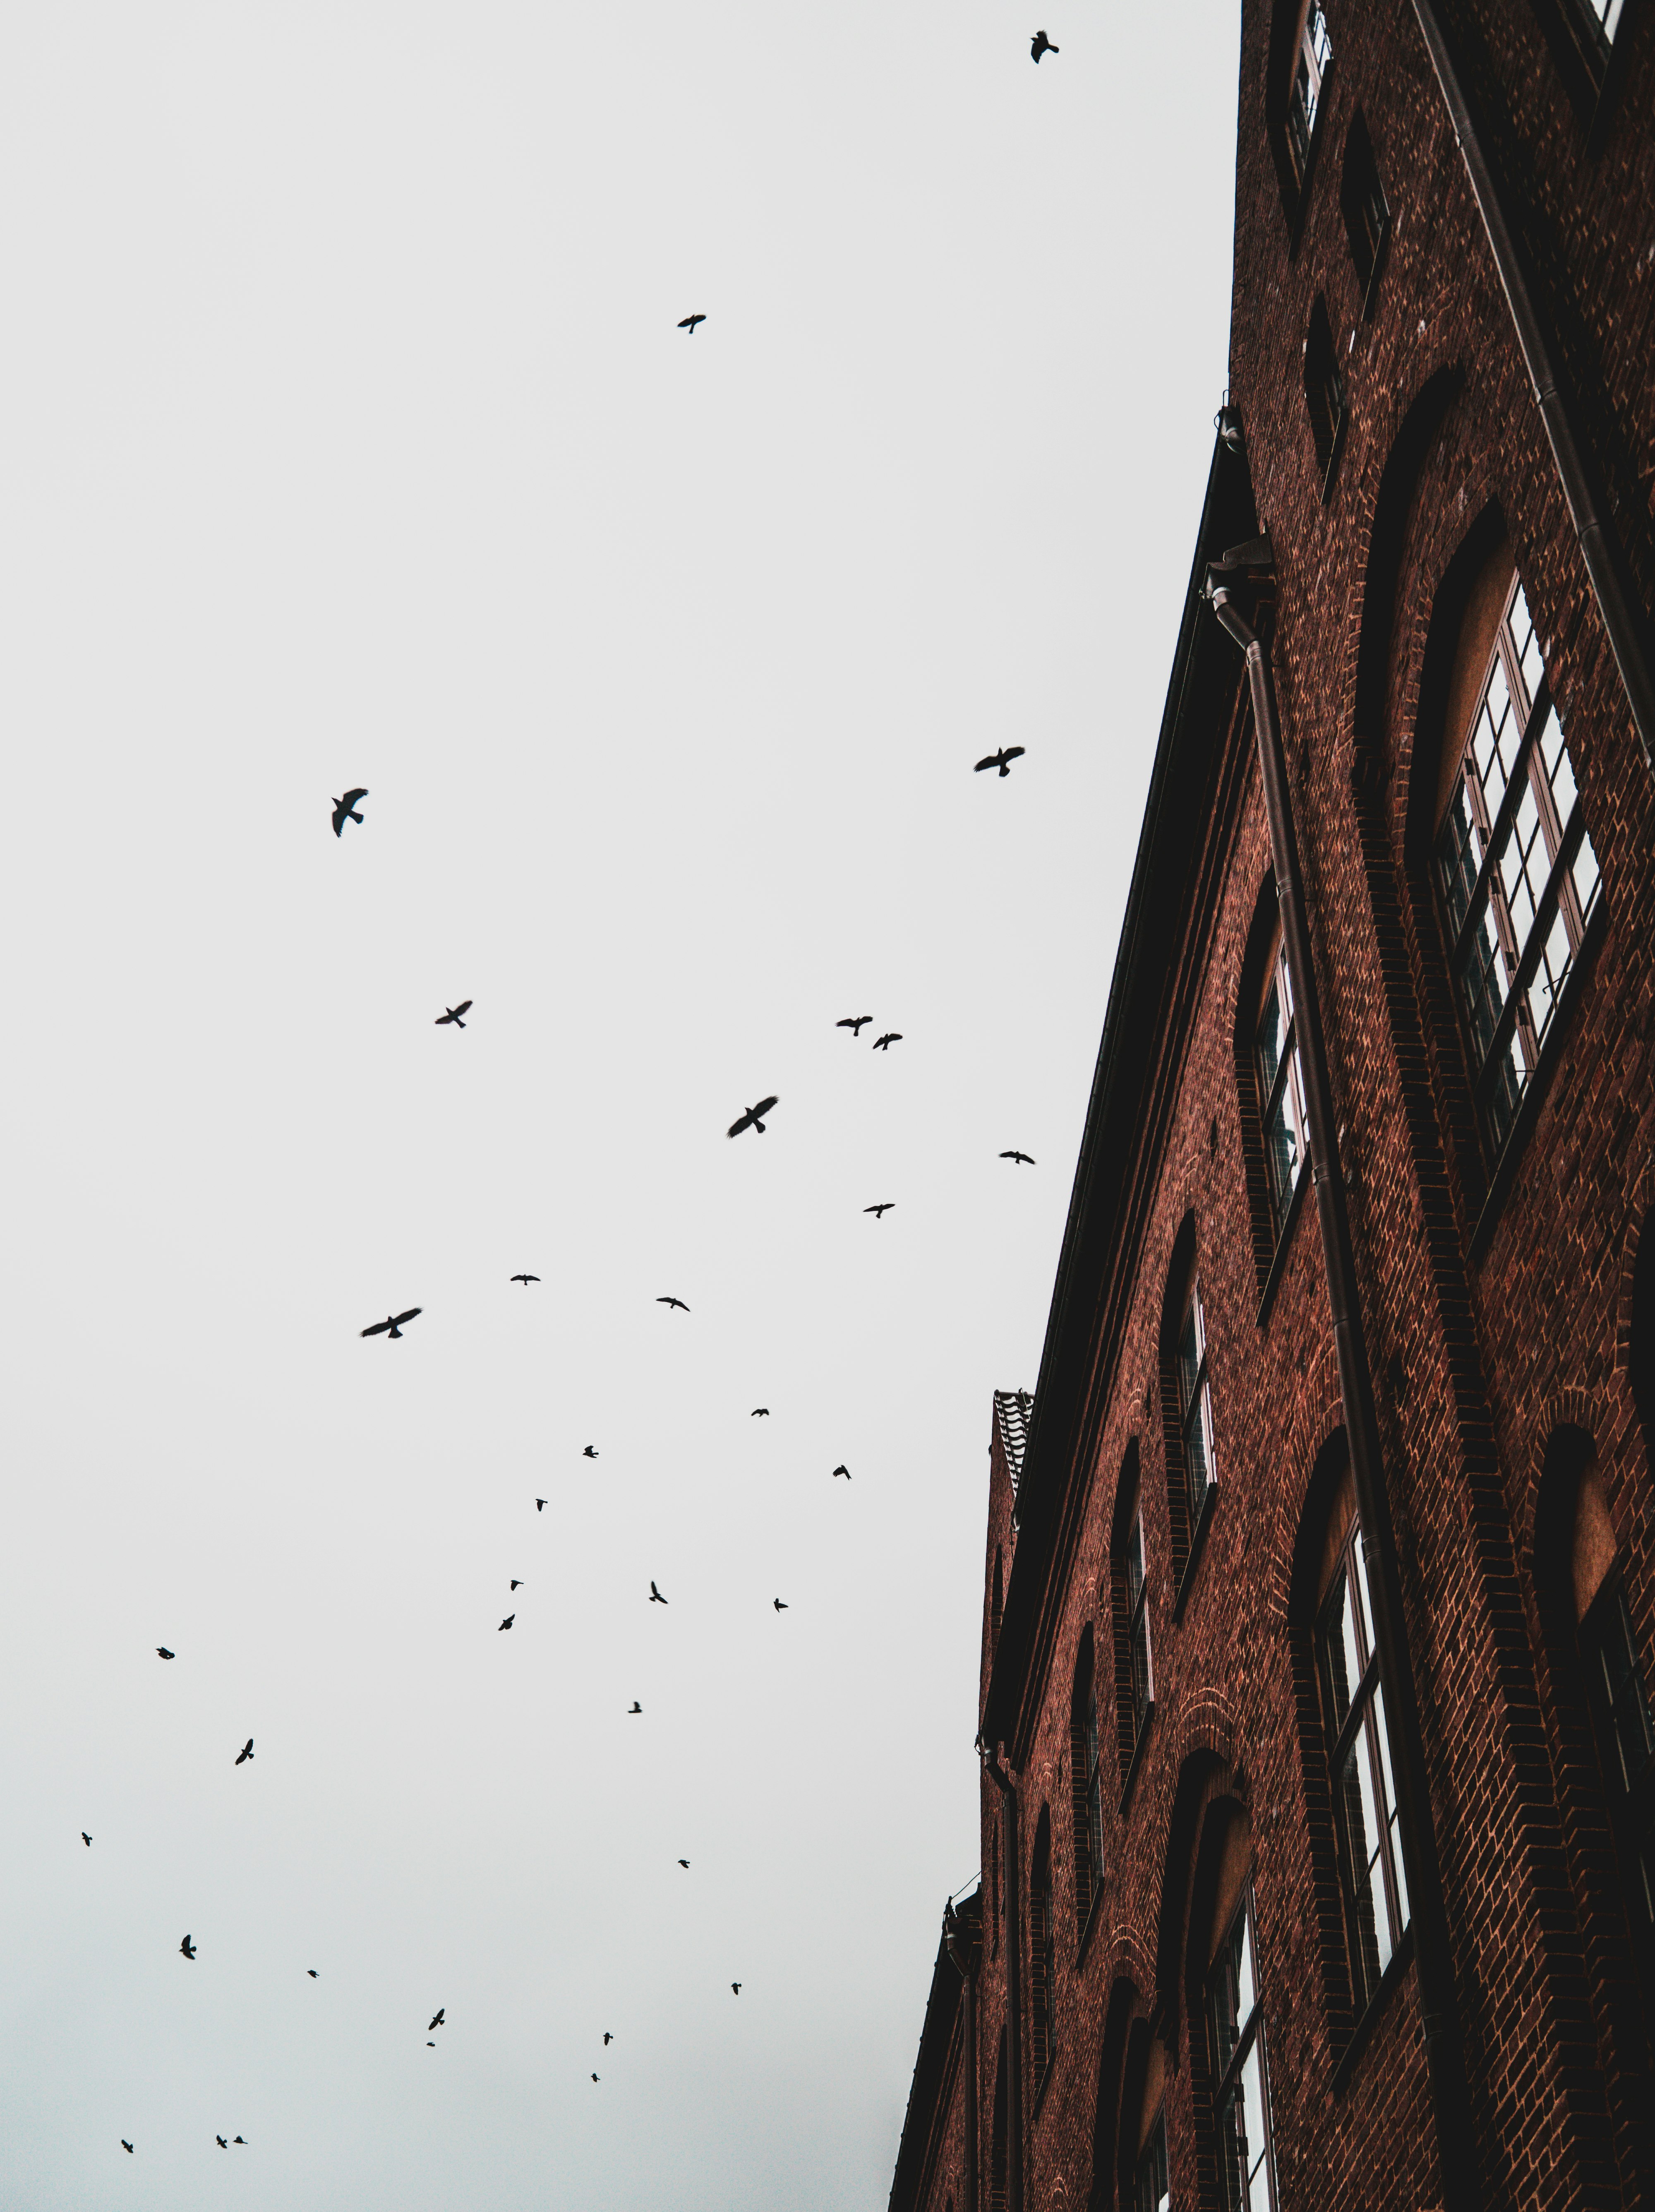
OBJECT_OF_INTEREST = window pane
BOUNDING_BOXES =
[1210,1903,1252,2080]
[1126,1513,1146,1611]
[1134,2118,1169,2212]
[1321,1566,1361,1732]
[1176,1294,1205,1415]
[1453,895,1509,1064]
[1437,781,1482,938]
[1371,1681,1410,1938]
[1257,974,1287,1097]
[1573,825,1601,922]
[1216,2037,1272,2212]
[1472,660,1514,814]
[1130,1603,1153,1734]
[1263,1082,1301,1233]
[1510,584,1544,709]
[1527,905,1573,1049]
[1350,1535,1376,1669]
[1595,1592,1655,1795]
[1185,1382,1214,1512]
[1539,707,1574,820]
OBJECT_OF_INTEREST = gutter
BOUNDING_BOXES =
[1410,0,1655,775]
[1206,550,1479,2212]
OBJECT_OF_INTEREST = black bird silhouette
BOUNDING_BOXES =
[156,1647,174,1660]
[180,1934,197,1960]
[727,1095,779,1138]
[511,1579,524,1591]
[837,1015,873,1035]
[362,1308,421,1339]
[122,2142,133,2153]
[511,1273,540,1286]
[872,1032,902,1051]
[975,744,1027,775]
[429,2009,445,2031]
[628,1701,643,1714]
[677,313,706,333]
[234,2137,246,2146]
[217,2138,228,2149]
[678,1859,690,1869]
[583,1445,599,1458]
[1030,31,1057,61]
[536,1497,547,1511]
[427,2041,435,2047]
[832,1463,851,1479]
[773,1598,788,1612]
[307,1970,319,1977]
[499,1614,514,1631]
[603,2032,614,2046]
[82,1832,92,1846]
[865,1203,895,1218]
[732,1983,742,1995]
[649,1581,668,1604]
[235,1739,254,1765]
[1000,1149,1036,1166]
[591,2072,600,2082]
[657,1296,689,1313]
[331,788,367,836]
[752,1407,769,1417]
[434,1001,472,1028]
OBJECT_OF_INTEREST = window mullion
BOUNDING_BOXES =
[1468,807,1589,1109]
[1444,701,1548,973]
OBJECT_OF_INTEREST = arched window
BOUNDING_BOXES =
[1208,1886,1277,2210]
[1285,2,1332,184]
[1123,2016,1168,2212]
[1315,1472,1409,2009]
[1070,1631,1105,1925]
[1111,1442,1155,1769]
[1339,109,1389,309]
[1175,1275,1216,1526]
[1133,2113,1169,2212]
[1434,548,1602,1158]
[992,1545,1005,1653]
[1253,919,1310,1239]
[989,2036,1008,2212]
[1029,1811,1056,2081]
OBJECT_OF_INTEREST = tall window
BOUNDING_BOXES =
[1029,1818,1056,2080]
[1134,2113,1170,2212]
[1581,1574,1655,1962]
[1303,295,1346,490]
[1317,1512,1409,2009]
[1339,110,1389,303]
[1254,924,1309,1239]
[1209,1891,1278,2212]
[1286,2,1332,180]
[1436,572,1602,1155]
[1175,1281,1216,1524]
[1127,1503,1154,1740]
[1071,1637,1106,1921]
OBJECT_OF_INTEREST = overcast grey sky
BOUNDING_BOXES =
[0,4,1238,2205]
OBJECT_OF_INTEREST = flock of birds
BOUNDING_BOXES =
[95,413,1042,2171]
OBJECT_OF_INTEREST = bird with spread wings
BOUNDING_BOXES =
[362,1308,421,1339]
[331,788,367,836]
[974,745,1026,777]
[727,1096,779,1138]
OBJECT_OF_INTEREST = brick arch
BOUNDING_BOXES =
[1103,1921,1155,2000]
[1263,1382,1346,1626]
[1521,1390,1602,1560]
[1149,1710,1243,2046]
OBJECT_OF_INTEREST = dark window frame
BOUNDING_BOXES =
[1175,1279,1217,1528]
[1580,1568,1655,1971]
[1207,1888,1279,2212]
[1303,294,1348,499]
[1133,2108,1170,2212]
[1286,2,1333,185]
[1253,922,1310,1243]
[1433,572,1603,1165]
[1338,109,1391,317]
[1028,1815,1057,2086]
[1070,1635,1106,1929]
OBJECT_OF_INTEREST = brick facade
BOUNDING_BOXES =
[890,4,1655,2207]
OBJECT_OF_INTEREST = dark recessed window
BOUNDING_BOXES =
[1028,1816,1056,2079]
[1126,1503,1154,1741]
[1071,1636,1106,1921]
[1133,2111,1169,2212]
[1303,295,1346,492]
[1209,1890,1278,2211]
[1317,1502,1410,2009]
[1175,1280,1216,1525]
[1339,110,1390,306]
[1581,1573,1655,1945]
[1435,571,1602,1157]
[1286,2,1333,183]
[1254,924,1310,1240]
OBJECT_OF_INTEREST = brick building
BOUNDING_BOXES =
[890,4,1655,2208]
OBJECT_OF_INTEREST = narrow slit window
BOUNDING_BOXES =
[1127,1505,1154,1741]
[1254,925,1310,1240]
[1175,1281,1216,1524]
[1286,2,1333,182]
[1339,111,1390,303]
[1028,1823,1056,2079]
[1303,295,1346,490]
[1581,1576,1655,1946]
[1071,1641,1106,1919]
[1434,573,1602,1158]
[1134,2113,1170,2212]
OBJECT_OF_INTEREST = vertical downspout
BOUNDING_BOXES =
[1209,581,1480,2212]
[983,1751,1022,2212]
[944,1905,979,2212]
[1409,0,1655,776]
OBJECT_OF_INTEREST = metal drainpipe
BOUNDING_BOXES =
[1208,580,1480,2212]
[943,1905,979,2212]
[983,1750,1022,2212]
[1409,0,1655,776]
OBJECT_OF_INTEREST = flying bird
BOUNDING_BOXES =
[434,1001,472,1028]
[864,1203,895,1219]
[234,2138,246,2146]
[428,2041,436,2048]
[499,1615,514,1631]
[837,1015,873,1036]
[362,1308,422,1339]
[82,1832,92,1846]
[975,745,1027,775]
[583,1445,599,1458]
[536,1497,547,1512]
[511,1579,524,1591]
[307,1970,319,1978]
[156,1647,174,1660]
[1000,1149,1036,1166]
[773,1598,788,1612]
[429,2009,445,2031]
[872,1032,902,1051]
[122,2142,133,2154]
[511,1273,540,1286]
[677,1859,690,1869]
[752,1407,769,1417]
[592,2073,600,2082]
[832,1464,851,1479]
[628,1702,642,1715]
[732,1983,742,1995]
[331,788,367,836]
[180,1934,197,1960]
[649,1581,668,1604]
[727,1095,779,1138]
[217,2138,228,2150]
[1030,31,1058,61]
[603,2032,614,2046]
[677,313,706,333]
[657,1296,689,1313]
[235,1739,254,1765]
